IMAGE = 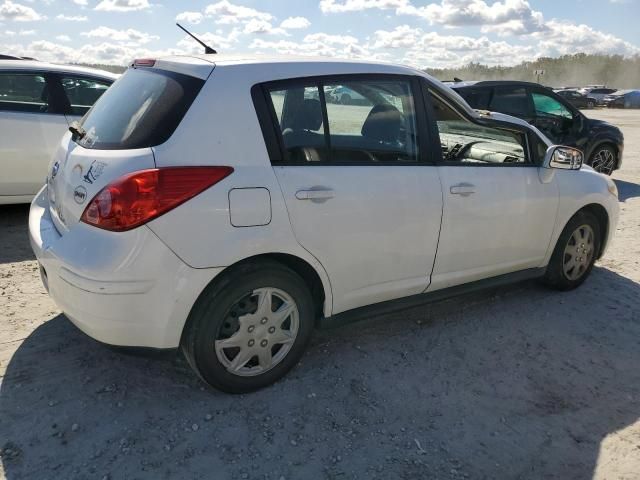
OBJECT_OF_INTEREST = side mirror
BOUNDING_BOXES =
[543,145,583,170]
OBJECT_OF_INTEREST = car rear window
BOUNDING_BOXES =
[76,67,204,150]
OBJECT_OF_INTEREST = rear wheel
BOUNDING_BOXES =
[181,262,315,393]
[587,100,595,109]
[589,145,616,175]
[543,211,601,290]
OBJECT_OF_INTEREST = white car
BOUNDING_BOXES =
[29,55,619,393]
[0,60,117,204]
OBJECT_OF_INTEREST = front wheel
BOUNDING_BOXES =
[181,262,315,393]
[542,211,601,291]
[589,145,616,175]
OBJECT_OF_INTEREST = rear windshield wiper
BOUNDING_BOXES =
[69,121,86,141]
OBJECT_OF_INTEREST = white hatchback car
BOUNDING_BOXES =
[29,55,619,393]
[0,60,117,204]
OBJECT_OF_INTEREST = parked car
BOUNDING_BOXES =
[30,55,619,393]
[329,85,368,104]
[603,89,640,109]
[450,80,624,175]
[0,59,117,204]
[556,89,597,109]
[580,87,617,105]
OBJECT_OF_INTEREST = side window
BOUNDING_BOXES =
[266,78,419,164]
[323,80,418,163]
[457,89,491,110]
[60,76,111,116]
[0,73,49,113]
[532,92,573,119]
[489,87,530,117]
[268,85,328,163]
[430,90,527,165]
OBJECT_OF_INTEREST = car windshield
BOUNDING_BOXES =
[76,67,204,150]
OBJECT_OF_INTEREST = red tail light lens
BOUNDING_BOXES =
[81,166,233,232]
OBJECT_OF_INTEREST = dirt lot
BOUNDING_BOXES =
[1,109,639,480]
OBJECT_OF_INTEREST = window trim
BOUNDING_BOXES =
[422,83,536,168]
[251,73,434,167]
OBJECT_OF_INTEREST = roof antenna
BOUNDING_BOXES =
[176,23,217,54]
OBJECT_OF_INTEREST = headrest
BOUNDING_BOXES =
[293,99,323,131]
[361,103,402,143]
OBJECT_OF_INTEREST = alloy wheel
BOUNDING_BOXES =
[214,287,299,377]
[562,224,595,281]
[590,149,615,175]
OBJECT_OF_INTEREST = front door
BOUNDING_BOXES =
[261,76,443,315]
[425,89,558,290]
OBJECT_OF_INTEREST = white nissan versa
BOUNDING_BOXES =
[29,55,619,393]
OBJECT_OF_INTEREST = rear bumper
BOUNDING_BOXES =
[29,187,222,348]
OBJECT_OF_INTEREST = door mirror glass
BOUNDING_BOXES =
[543,146,583,170]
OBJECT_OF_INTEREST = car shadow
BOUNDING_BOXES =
[0,205,34,264]
[613,179,640,203]
[1,266,639,479]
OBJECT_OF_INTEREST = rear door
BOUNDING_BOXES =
[425,87,558,290]
[258,75,443,315]
[0,71,69,199]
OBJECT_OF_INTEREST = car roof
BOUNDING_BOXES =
[448,80,554,89]
[158,53,426,76]
[0,60,118,80]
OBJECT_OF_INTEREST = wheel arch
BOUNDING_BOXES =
[574,203,609,259]
[181,252,330,345]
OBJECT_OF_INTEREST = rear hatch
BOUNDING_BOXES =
[47,57,214,233]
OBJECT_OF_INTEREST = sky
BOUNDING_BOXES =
[0,0,639,68]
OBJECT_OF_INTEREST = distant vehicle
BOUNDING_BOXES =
[579,85,606,94]
[329,85,367,105]
[449,80,624,175]
[30,54,619,393]
[603,89,640,109]
[556,89,597,109]
[0,60,117,204]
[581,88,617,105]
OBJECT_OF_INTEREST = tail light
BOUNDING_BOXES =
[81,166,233,232]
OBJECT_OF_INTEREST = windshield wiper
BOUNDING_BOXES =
[69,121,86,141]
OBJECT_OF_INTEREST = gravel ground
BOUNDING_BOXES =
[1,109,639,480]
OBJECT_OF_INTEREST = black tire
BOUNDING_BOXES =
[587,100,595,109]
[181,261,315,394]
[542,211,601,291]
[341,94,352,105]
[588,144,617,175]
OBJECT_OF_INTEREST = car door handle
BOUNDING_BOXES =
[295,189,335,201]
[450,183,476,196]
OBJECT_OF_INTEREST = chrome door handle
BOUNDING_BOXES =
[450,183,476,196]
[295,189,335,201]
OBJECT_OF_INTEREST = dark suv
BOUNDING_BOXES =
[449,81,623,175]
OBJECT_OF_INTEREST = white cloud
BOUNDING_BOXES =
[56,34,71,42]
[280,16,311,29]
[56,14,88,21]
[204,0,272,24]
[176,11,203,24]
[4,28,35,36]
[319,0,408,13]
[243,18,288,36]
[72,0,88,5]
[82,26,159,45]
[534,20,639,57]
[94,0,150,12]
[0,1,43,21]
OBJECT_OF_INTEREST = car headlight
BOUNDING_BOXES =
[607,179,618,198]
